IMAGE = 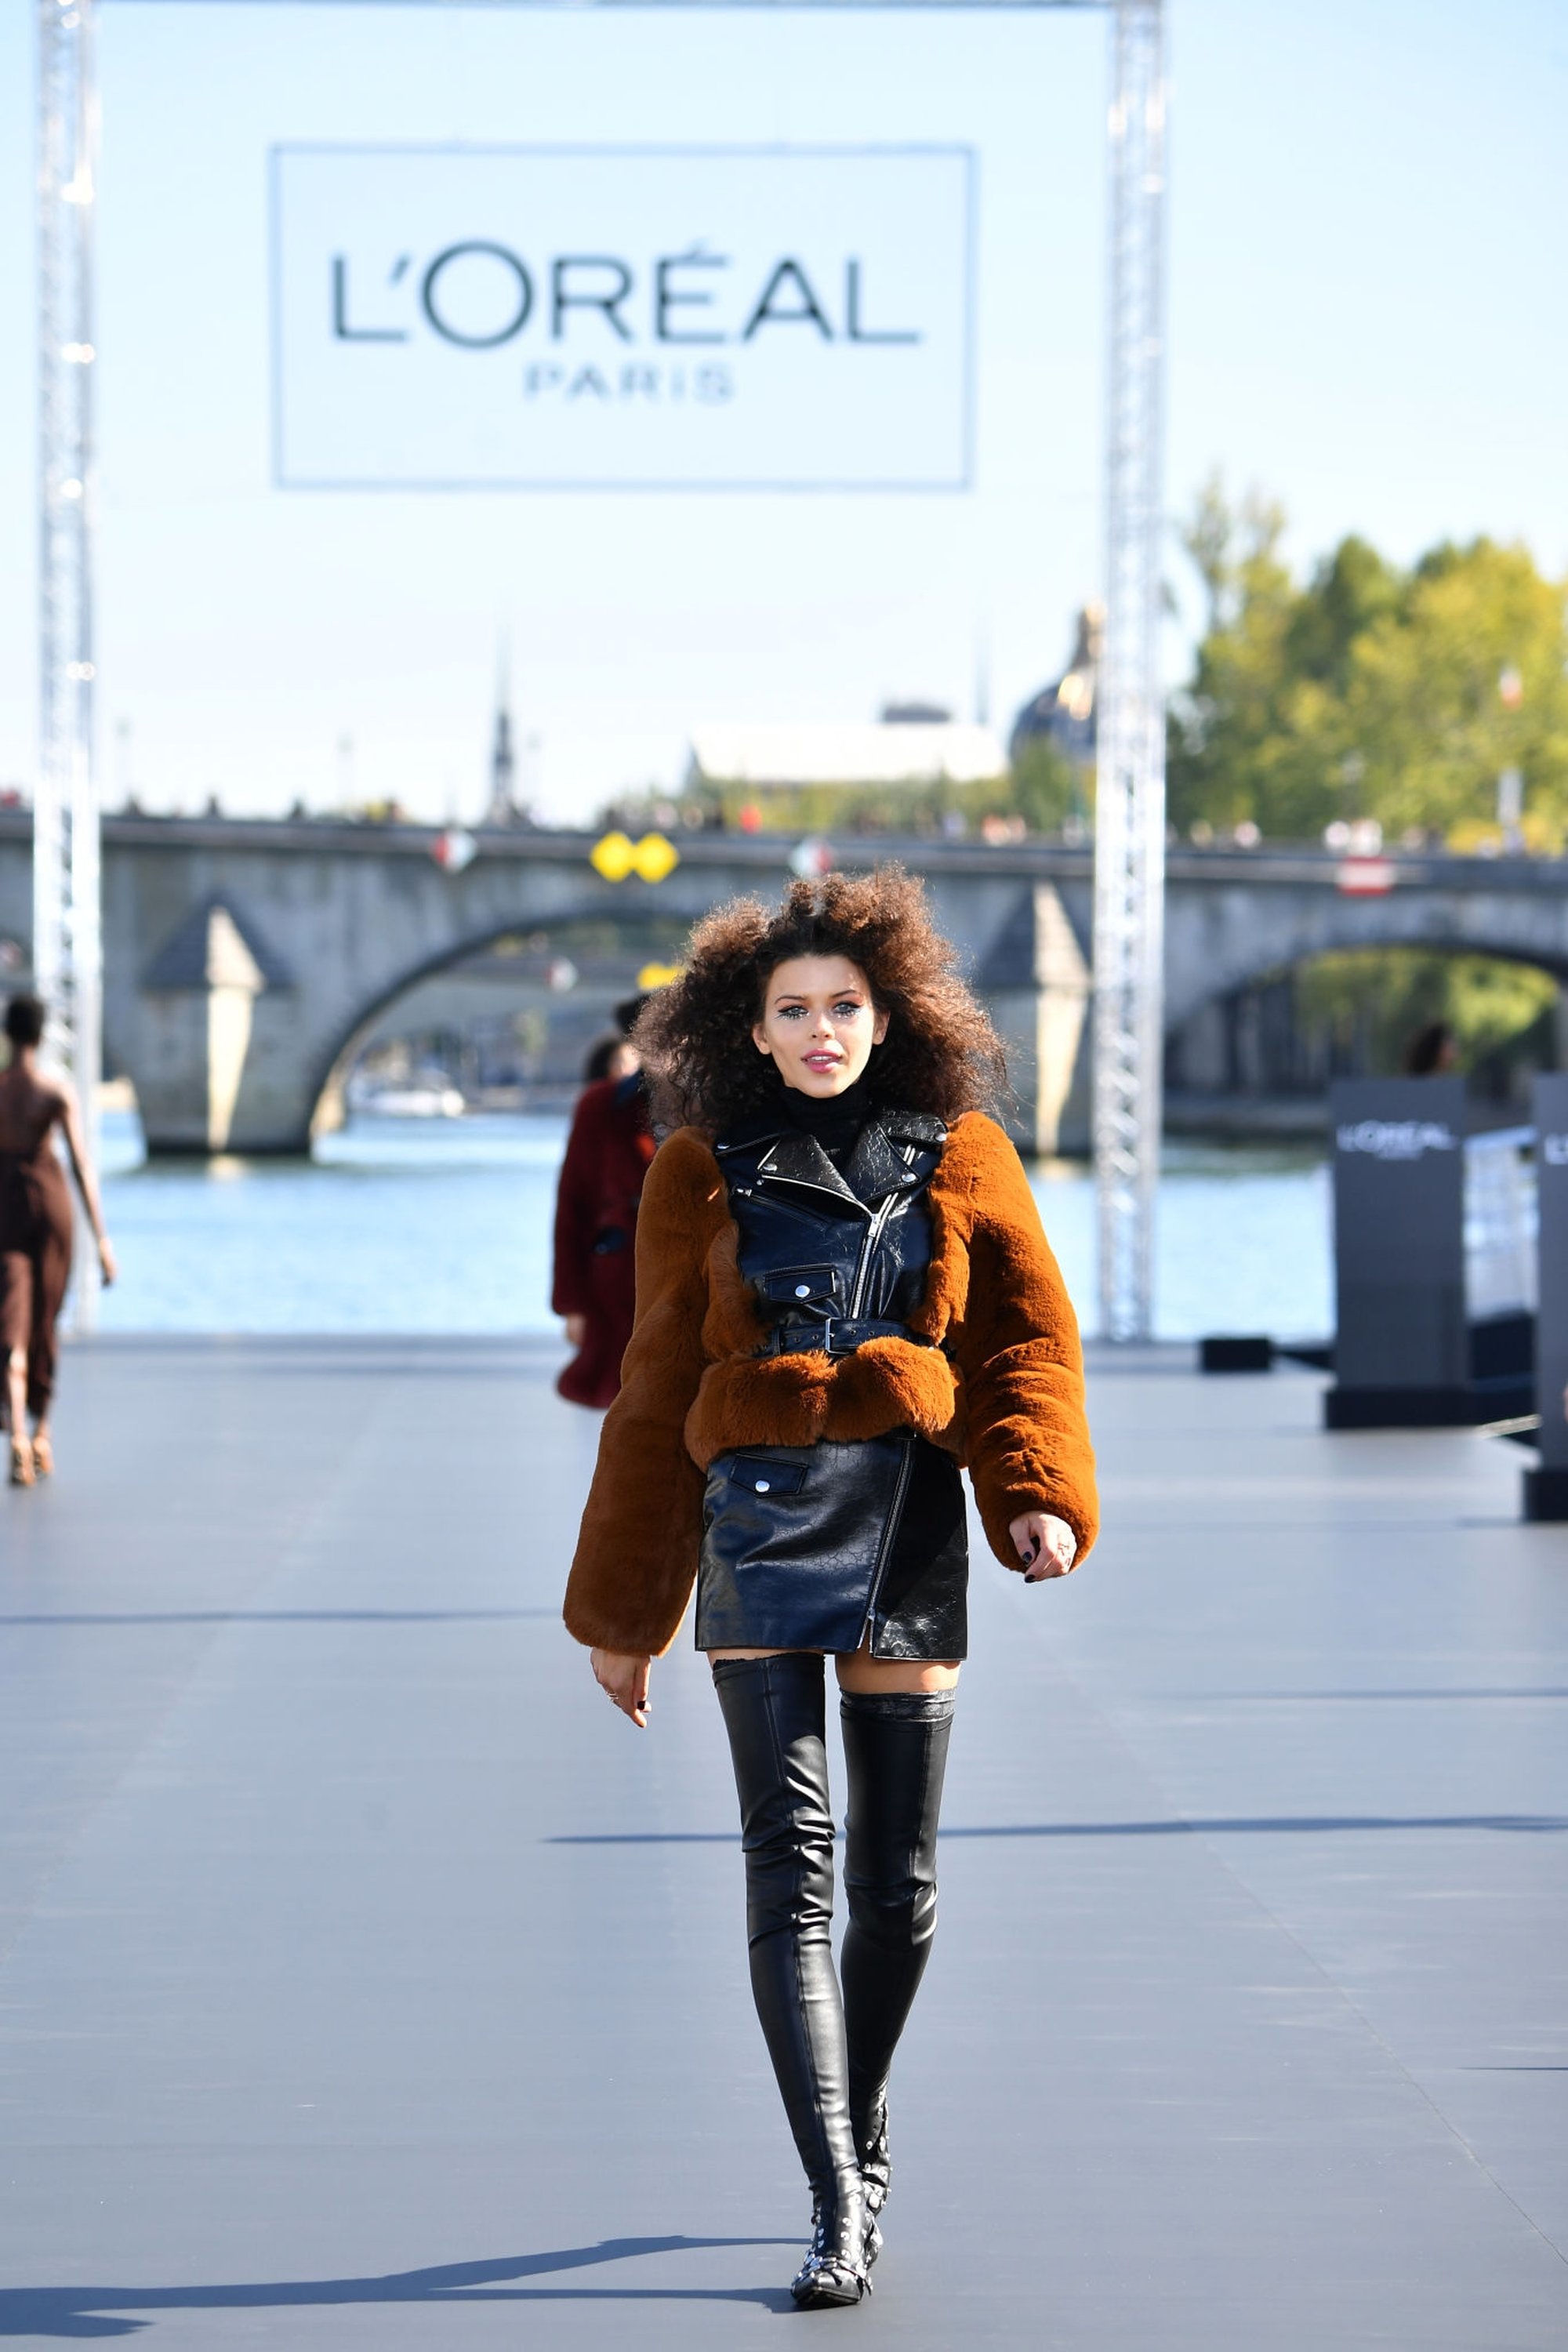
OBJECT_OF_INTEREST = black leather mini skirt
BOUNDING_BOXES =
[695,1430,969,1661]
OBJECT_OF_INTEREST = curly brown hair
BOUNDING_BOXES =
[634,866,1007,1134]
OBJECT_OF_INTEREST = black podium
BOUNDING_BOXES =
[1325,1077,1534,1429]
[1525,1073,1568,1520]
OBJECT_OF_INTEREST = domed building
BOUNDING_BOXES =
[1009,604,1102,772]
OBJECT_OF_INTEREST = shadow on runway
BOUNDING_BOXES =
[552,1813,1568,1842]
[0,2238,799,2339]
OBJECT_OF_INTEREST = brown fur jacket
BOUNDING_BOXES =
[562,1110,1098,1656]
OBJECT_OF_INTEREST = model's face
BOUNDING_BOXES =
[752,955,889,1098]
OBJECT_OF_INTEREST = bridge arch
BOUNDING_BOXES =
[1168,929,1568,1045]
[100,829,801,1155]
[1165,934,1565,1115]
[308,902,695,1133]
[1162,869,1568,1036]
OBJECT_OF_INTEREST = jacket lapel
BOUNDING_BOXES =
[719,1104,948,1214]
[844,1120,910,1204]
[754,1129,864,1212]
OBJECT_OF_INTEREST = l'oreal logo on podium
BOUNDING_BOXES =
[1336,1120,1459,1160]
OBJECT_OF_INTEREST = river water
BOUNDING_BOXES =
[94,1111,1332,1344]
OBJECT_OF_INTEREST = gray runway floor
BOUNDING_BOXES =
[2,1334,1566,2347]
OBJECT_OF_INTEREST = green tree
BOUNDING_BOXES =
[1167,483,1568,847]
[1341,539,1568,842]
[1166,482,1337,838]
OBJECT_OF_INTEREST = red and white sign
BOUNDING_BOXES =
[431,827,477,872]
[1335,858,1396,897]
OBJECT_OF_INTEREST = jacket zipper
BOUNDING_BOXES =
[848,1192,899,1319]
[859,1432,914,1655]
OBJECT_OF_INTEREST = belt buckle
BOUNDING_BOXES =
[766,1316,834,1357]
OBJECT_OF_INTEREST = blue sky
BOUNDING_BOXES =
[1,0,1563,823]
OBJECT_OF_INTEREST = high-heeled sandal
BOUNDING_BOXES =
[31,1434,53,1479]
[9,1436,35,1487]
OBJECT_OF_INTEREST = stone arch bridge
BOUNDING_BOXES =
[1,809,1565,1153]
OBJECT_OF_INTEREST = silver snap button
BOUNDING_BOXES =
[755,1479,771,1493]
[794,1283,811,1298]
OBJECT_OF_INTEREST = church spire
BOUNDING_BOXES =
[486,639,517,826]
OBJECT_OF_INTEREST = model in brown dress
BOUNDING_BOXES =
[0,994,116,1486]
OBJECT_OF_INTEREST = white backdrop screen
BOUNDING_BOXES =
[271,147,975,490]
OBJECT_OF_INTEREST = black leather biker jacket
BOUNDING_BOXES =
[712,1106,948,1357]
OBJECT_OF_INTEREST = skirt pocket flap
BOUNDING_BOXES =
[726,1454,808,1496]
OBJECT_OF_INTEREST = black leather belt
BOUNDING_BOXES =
[763,1316,935,1359]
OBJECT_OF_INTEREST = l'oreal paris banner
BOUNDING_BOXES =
[270,147,975,489]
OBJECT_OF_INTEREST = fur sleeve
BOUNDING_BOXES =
[944,1116,1099,1573]
[562,1128,728,1655]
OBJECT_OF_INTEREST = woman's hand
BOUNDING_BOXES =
[590,1647,652,1728]
[1009,1510,1077,1583]
[97,1236,118,1287]
[564,1313,587,1348]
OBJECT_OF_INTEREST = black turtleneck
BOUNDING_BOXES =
[779,1071,875,1167]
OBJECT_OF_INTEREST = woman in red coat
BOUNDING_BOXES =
[551,998,656,1408]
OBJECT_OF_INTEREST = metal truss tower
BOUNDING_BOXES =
[36,0,102,1324]
[1094,0,1167,1342]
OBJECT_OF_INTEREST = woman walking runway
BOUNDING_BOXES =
[0,994,116,1486]
[563,871,1097,2307]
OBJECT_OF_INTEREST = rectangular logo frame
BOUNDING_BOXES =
[270,143,978,492]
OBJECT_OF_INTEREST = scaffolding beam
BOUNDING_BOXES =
[36,0,102,1327]
[1094,0,1167,1341]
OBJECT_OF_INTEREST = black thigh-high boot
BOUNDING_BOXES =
[839,1686,956,2227]
[711,1656,868,2306]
